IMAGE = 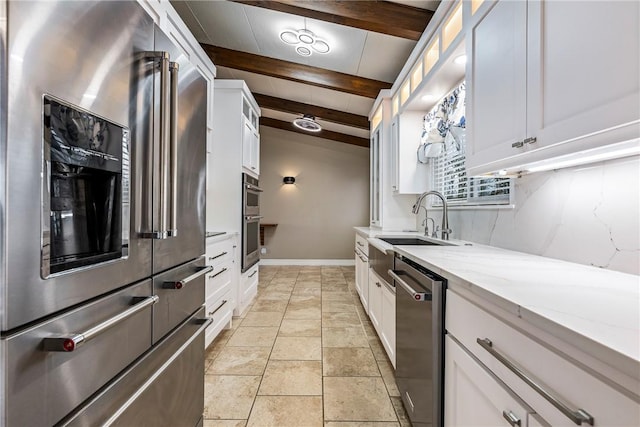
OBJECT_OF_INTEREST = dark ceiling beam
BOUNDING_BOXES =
[231,0,432,41]
[260,117,369,148]
[201,44,390,98]
[254,93,369,129]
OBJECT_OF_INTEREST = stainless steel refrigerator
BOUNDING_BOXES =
[0,1,210,425]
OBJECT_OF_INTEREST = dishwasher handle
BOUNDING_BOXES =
[388,269,431,301]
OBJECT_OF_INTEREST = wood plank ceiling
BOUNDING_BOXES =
[171,0,440,147]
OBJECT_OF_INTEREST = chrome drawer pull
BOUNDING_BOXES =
[354,250,366,263]
[511,140,524,148]
[164,266,213,289]
[523,136,537,144]
[356,241,364,247]
[248,270,258,278]
[477,338,594,425]
[208,299,228,316]
[42,295,159,352]
[209,267,228,280]
[502,410,521,427]
[388,269,431,301]
[208,251,227,261]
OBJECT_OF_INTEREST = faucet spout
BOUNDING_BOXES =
[412,190,451,240]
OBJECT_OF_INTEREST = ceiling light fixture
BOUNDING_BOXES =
[279,29,330,56]
[293,114,322,132]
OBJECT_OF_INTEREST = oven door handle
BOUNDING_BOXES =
[244,215,263,221]
[246,183,263,192]
[42,295,159,352]
[388,269,431,301]
[163,266,213,290]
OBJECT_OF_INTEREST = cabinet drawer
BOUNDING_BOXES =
[206,265,232,304]
[205,289,233,348]
[206,238,234,267]
[446,290,640,426]
[355,234,369,256]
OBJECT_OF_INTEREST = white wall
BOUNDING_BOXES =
[421,156,640,275]
[260,126,370,260]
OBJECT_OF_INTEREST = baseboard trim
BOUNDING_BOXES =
[260,259,355,266]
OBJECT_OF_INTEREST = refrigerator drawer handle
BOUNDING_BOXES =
[477,338,594,425]
[166,61,179,238]
[42,295,159,352]
[102,316,213,426]
[164,266,213,290]
[388,269,431,301]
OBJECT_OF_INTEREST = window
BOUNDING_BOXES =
[425,82,511,206]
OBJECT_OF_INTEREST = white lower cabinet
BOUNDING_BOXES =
[446,289,640,427]
[354,234,369,312]
[445,335,531,427]
[236,264,258,316]
[368,269,383,331]
[205,234,237,348]
[368,269,396,368]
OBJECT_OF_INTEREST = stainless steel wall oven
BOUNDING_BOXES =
[242,173,261,271]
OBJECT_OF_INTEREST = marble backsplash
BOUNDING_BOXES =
[422,156,640,275]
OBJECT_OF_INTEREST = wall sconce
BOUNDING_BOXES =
[283,176,296,185]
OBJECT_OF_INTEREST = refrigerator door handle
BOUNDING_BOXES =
[140,51,171,240]
[167,61,179,238]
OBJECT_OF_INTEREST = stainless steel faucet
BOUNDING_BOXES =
[412,190,451,240]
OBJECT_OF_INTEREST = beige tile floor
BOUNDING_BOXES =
[203,265,410,427]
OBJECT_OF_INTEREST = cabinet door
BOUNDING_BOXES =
[466,0,528,171]
[251,130,260,176]
[368,269,382,331]
[370,127,381,226]
[390,117,399,192]
[445,335,531,427]
[527,0,640,151]
[380,282,396,368]
[355,253,369,312]
[242,119,253,173]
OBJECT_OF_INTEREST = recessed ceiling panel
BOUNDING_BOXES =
[216,66,278,96]
[358,32,416,82]
[170,1,211,42]
[185,1,260,53]
[346,95,377,117]
[242,6,367,75]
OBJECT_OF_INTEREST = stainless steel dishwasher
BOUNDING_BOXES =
[389,255,446,427]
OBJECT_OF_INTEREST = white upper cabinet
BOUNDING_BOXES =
[241,98,260,177]
[390,112,430,194]
[466,0,640,175]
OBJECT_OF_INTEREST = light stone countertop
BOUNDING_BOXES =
[354,226,640,381]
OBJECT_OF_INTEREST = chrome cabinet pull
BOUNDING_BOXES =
[388,269,431,301]
[511,140,524,148]
[167,61,179,238]
[523,136,537,144]
[354,250,366,263]
[502,410,521,427]
[42,295,159,352]
[376,281,381,288]
[356,241,364,247]
[477,338,594,425]
[163,266,213,290]
[208,299,228,316]
[208,251,228,261]
[248,270,258,278]
[208,267,228,280]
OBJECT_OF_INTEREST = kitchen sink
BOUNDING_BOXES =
[379,237,446,246]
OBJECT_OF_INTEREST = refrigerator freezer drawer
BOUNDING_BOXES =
[59,307,210,427]
[2,279,154,427]
[152,257,208,343]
